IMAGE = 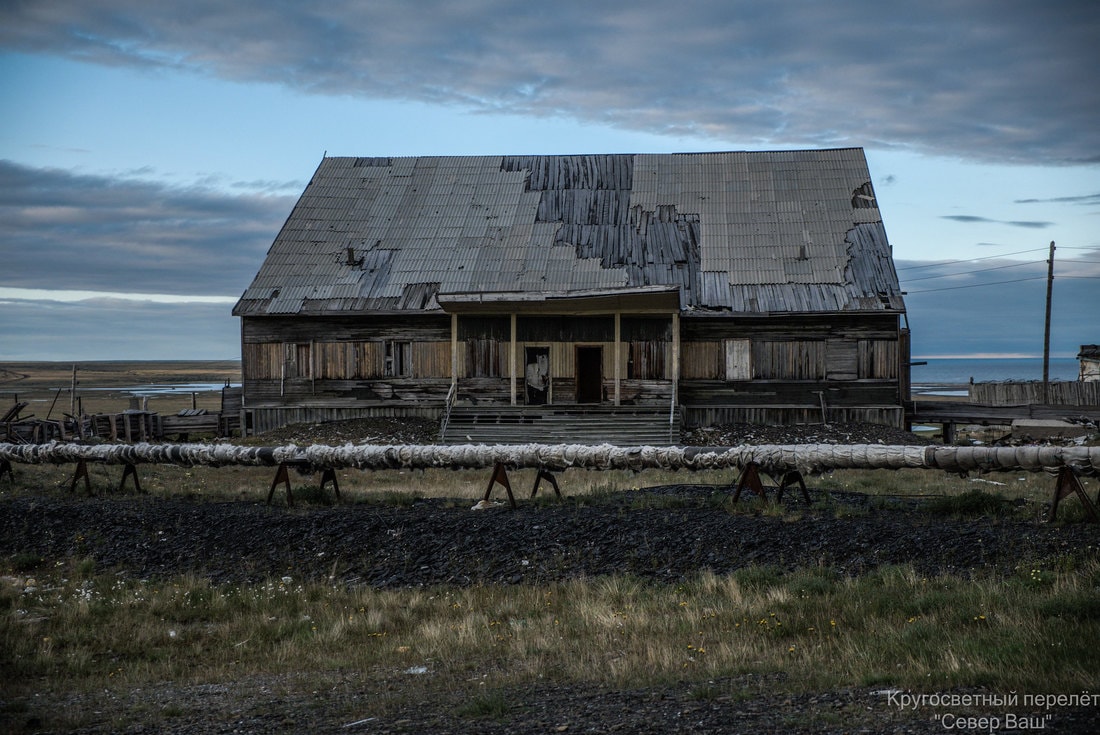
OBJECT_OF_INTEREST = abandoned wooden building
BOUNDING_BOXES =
[1080,345,1100,382]
[233,149,909,442]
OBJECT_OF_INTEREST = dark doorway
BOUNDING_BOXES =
[575,346,603,404]
[524,347,549,405]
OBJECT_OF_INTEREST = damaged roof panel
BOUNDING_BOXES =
[234,149,905,317]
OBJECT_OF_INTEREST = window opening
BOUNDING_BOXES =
[385,341,412,377]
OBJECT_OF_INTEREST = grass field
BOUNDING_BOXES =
[2,466,1098,731]
[3,361,1099,730]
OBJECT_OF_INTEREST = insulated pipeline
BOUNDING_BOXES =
[1,442,1098,475]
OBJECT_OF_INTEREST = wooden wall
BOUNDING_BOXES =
[677,312,904,427]
[970,380,1100,407]
[240,311,905,426]
[241,315,455,409]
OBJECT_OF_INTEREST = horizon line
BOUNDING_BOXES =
[913,353,1078,360]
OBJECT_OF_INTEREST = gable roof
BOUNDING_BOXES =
[233,148,905,317]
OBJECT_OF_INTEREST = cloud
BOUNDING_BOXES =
[1,1,1097,165]
[0,296,240,361]
[940,215,1054,228]
[0,160,293,295]
[1014,193,1100,206]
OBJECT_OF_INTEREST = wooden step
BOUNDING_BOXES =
[441,406,680,446]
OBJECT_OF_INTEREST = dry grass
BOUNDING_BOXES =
[5,460,1088,518]
[3,455,1098,729]
[4,557,1098,708]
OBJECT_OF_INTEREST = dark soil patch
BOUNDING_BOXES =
[2,419,1097,734]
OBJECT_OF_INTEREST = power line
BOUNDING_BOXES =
[899,259,1043,283]
[895,247,1048,272]
[905,276,1046,294]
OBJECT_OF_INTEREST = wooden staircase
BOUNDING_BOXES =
[440,405,681,446]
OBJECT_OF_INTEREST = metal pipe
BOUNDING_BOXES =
[2,441,1098,475]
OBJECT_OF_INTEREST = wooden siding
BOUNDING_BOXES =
[970,381,1100,406]
[630,340,668,380]
[248,405,441,435]
[724,339,751,381]
[242,315,451,343]
[858,339,898,379]
[242,343,282,380]
[464,339,506,378]
[247,340,449,382]
[682,341,722,379]
[683,405,904,428]
[825,339,857,381]
[413,341,452,378]
[518,316,615,342]
[239,311,905,428]
[679,380,899,407]
[756,341,826,380]
[244,377,451,406]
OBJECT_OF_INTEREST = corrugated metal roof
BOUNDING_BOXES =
[234,149,905,316]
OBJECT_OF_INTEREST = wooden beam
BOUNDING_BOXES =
[671,311,681,411]
[614,311,621,406]
[510,312,517,406]
[482,462,517,509]
[450,313,459,393]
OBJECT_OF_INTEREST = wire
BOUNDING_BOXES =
[905,276,1046,294]
[895,247,1048,272]
[899,259,1043,283]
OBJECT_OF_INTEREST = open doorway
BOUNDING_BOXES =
[524,347,549,405]
[575,346,603,403]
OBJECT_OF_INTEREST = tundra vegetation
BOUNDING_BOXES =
[1,363,1098,731]
[2,461,1099,731]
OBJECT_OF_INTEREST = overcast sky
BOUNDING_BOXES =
[1,1,1097,363]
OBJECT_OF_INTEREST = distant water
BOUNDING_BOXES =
[911,357,1079,386]
[82,382,236,396]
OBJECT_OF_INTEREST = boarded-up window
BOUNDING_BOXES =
[466,339,503,377]
[629,341,666,379]
[724,339,752,381]
[356,342,384,378]
[754,341,826,380]
[414,341,452,378]
[825,339,857,381]
[243,343,281,379]
[284,343,312,379]
[680,341,721,379]
[858,339,898,379]
[314,342,356,379]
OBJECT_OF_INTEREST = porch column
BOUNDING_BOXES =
[671,311,680,412]
[614,311,621,406]
[450,313,459,393]
[510,312,517,406]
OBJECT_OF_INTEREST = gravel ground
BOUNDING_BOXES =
[2,421,1098,734]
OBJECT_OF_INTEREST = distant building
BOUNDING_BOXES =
[233,149,909,441]
[1080,345,1100,382]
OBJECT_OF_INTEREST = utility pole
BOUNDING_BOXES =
[70,364,78,416]
[1042,241,1055,404]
